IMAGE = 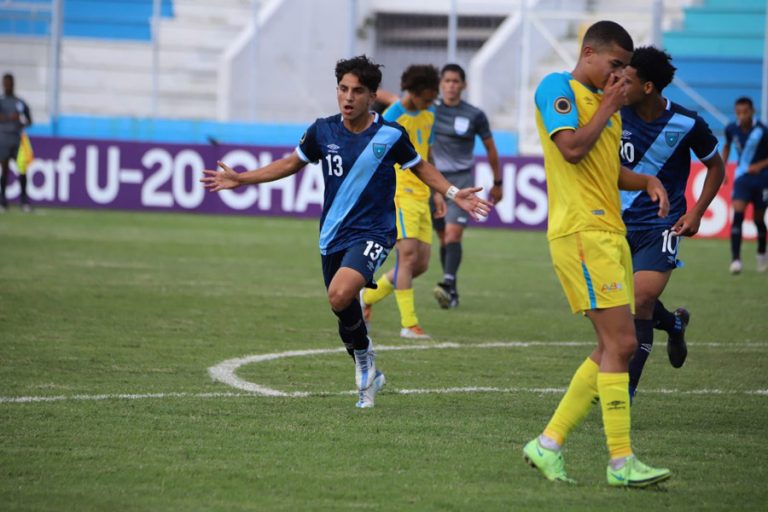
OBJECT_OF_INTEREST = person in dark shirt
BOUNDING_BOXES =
[0,73,33,212]
[201,55,491,409]
[619,46,724,399]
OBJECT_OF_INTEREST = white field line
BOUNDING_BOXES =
[2,341,768,404]
[2,387,768,404]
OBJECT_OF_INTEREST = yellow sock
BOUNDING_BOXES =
[363,274,394,306]
[543,358,599,445]
[597,372,633,459]
[394,288,418,328]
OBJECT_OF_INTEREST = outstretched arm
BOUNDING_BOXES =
[410,160,492,220]
[201,152,306,192]
[618,166,669,218]
[672,153,725,236]
[482,136,503,203]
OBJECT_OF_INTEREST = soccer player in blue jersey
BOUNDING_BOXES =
[201,55,491,408]
[619,47,725,399]
[722,97,768,274]
[523,21,672,488]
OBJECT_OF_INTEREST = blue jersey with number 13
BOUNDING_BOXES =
[296,112,421,255]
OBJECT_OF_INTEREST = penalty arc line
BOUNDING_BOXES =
[2,340,767,404]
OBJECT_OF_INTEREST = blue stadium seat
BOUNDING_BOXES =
[0,0,174,40]
[662,0,765,133]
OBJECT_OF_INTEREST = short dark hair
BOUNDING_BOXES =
[400,64,440,94]
[629,46,676,92]
[2,73,13,82]
[441,63,466,82]
[735,97,754,109]
[583,20,633,53]
[335,55,383,92]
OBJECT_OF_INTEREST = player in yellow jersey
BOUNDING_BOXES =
[522,21,673,488]
[362,65,443,339]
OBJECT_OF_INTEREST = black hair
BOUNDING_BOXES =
[400,64,440,94]
[629,46,676,92]
[735,97,754,109]
[441,63,466,82]
[583,20,633,53]
[335,55,383,92]
[2,73,13,82]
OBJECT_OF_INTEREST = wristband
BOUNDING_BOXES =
[446,185,459,200]
[493,180,503,186]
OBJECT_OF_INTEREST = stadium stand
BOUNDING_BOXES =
[663,0,765,135]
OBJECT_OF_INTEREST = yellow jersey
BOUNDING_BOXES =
[534,72,625,240]
[383,100,435,201]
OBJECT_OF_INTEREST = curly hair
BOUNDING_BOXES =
[335,55,383,92]
[400,64,440,94]
[630,46,676,92]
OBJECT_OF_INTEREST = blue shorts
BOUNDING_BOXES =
[732,173,768,209]
[626,228,682,273]
[321,240,392,289]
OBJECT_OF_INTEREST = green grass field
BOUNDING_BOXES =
[1,208,766,511]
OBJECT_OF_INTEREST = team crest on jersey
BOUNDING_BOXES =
[554,97,572,114]
[454,116,470,135]
[665,131,680,147]
[372,143,387,159]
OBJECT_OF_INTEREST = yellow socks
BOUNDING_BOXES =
[543,358,599,446]
[363,274,395,306]
[394,288,418,328]
[597,372,633,459]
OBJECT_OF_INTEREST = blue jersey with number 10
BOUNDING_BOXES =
[296,112,421,255]
[620,99,718,230]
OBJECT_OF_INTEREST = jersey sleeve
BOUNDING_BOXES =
[475,109,492,140]
[391,127,421,170]
[534,73,578,137]
[690,115,720,162]
[20,100,32,126]
[296,121,321,163]
[724,123,736,146]
[427,105,436,146]
[382,101,405,123]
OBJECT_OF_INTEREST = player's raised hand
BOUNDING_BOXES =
[201,161,241,192]
[671,211,702,237]
[454,186,493,221]
[602,72,626,112]
[645,176,669,218]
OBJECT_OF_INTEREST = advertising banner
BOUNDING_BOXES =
[4,136,761,239]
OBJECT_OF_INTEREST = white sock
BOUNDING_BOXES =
[538,434,561,452]
[610,456,629,470]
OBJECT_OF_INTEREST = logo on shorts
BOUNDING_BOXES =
[607,400,627,411]
[372,143,387,159]
[554,97,572,114]
[592,209,605,216]
[665,131,680,147]
[601,282,623,292]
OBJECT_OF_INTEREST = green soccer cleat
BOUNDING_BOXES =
[523,438,576,483]
[606,456,671,487]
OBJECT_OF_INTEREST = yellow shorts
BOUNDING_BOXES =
[395,196,433,244]
[549,230,634,314]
